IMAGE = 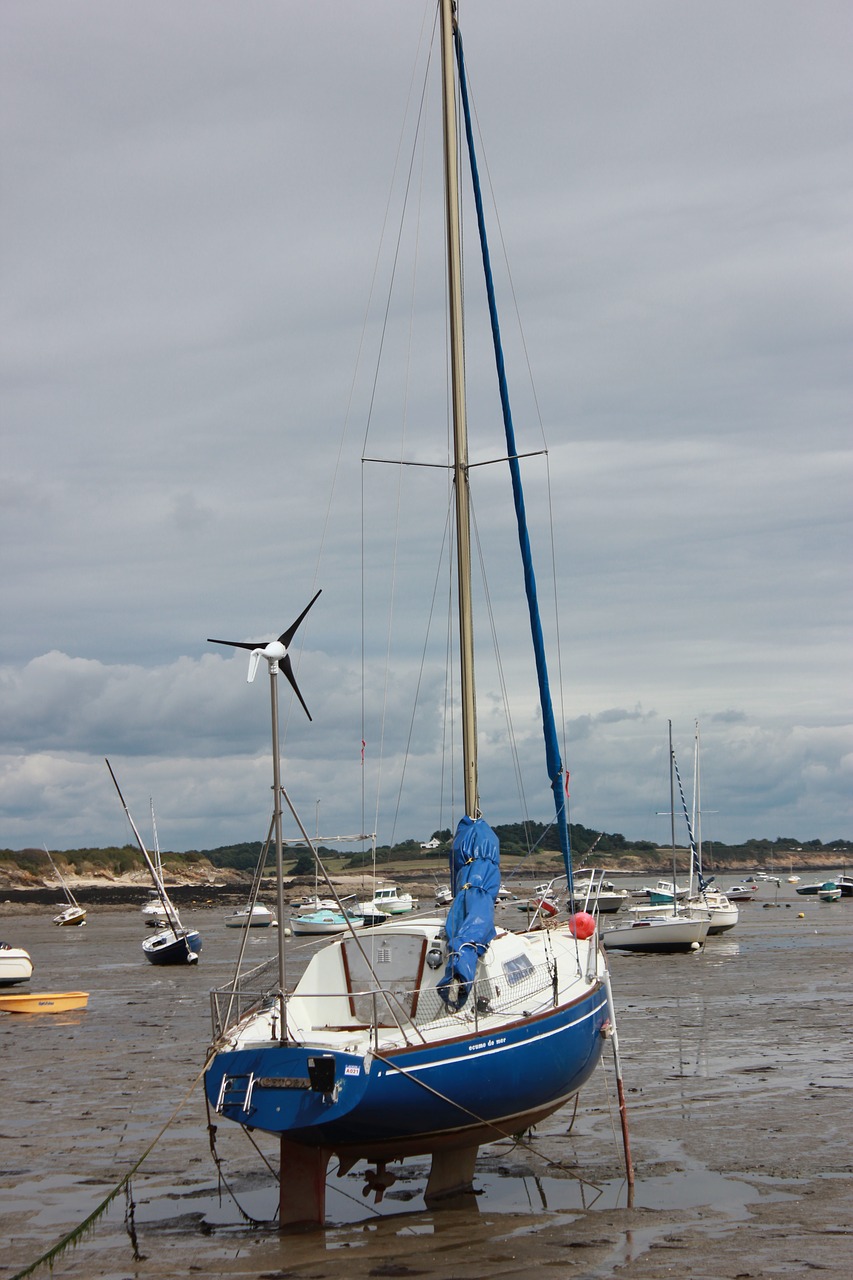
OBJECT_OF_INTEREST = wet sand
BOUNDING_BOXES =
[2,880,851,1279]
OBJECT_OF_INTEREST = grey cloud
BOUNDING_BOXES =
[1,1,850,850]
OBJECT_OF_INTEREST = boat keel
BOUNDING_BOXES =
[278,1138,332,1228]
[424,1143,479,1205]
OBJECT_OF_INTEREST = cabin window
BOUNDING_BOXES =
[503,954,535,986]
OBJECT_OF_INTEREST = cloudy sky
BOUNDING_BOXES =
[2,1,850,857]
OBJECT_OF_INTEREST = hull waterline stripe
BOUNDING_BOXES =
[375,991,608,1078]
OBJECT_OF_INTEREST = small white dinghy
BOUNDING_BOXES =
[0,943,33,986]
[225,903,277,928]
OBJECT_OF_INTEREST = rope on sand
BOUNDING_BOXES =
[10,1057,213,1280]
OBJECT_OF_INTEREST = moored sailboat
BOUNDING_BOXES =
[106,762,202,965]
[204,1,618,1226]
[45,846,87,927]
[605,723,710,953]
[674,723,738,934]
[141,802,169,927]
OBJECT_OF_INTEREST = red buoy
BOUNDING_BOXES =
[568,911,596,939]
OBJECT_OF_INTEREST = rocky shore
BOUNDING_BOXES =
[1,851,846,915]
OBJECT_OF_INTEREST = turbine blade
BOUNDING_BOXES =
[278,588,322,649]
[207,638,259,651]
[280,652,312,721]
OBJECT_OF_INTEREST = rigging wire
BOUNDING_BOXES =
[387,492,456,845]
[360,16,439,850]
[468,495,530,830]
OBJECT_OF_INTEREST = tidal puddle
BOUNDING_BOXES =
[116,1139,796,1244]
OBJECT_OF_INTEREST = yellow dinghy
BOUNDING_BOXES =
[0,991,89,1014]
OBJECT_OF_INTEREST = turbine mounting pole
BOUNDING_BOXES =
[207,589,322,1039]
[268,650,287,1020]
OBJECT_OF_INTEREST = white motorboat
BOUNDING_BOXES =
[370,884,417,915]
[644,879,688,904]
[603,913,710,952]
[141,890,168,928]
[726,883,758,902]
[225,903,277,928]
[573,872,629,915]
[0,943,33,986]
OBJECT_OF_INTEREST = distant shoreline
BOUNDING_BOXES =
[1,853,846,911]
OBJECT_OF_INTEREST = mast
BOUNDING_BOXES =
[440,0,478,818]
[44,845,80,909]
[694,720,702,890]
[668,719,678,910]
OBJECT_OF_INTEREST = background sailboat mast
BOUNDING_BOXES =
[440,0,478,818]
[668,719,678,903]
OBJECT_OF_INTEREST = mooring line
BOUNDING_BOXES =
[10,1053,216,1280]
[204,1093,270,1226]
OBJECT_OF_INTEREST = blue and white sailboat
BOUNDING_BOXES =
[106,761,202,966]
[204,1,616,1226]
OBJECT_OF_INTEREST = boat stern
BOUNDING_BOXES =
[205,1043,370,1136]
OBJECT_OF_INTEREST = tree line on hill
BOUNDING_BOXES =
[2,827,850,879]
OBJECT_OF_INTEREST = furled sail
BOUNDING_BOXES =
[438,815,500,1009]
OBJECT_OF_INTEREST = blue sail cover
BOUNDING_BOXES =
[438,816,501,1010]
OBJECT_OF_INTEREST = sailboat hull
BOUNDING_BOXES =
[53,906,87,927]
[142,928,202,965]
[205,982,607,1156]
